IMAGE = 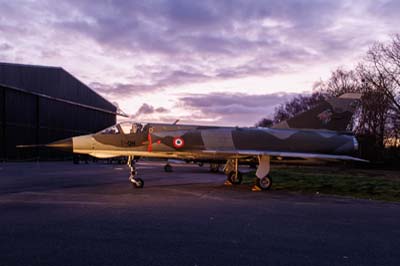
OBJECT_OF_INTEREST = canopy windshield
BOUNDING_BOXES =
[119,122,147,134]
[100,125,120,135]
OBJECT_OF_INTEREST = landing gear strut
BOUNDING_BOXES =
[224,158,242,185]
[252,155,272,191]
[128,156,144,188]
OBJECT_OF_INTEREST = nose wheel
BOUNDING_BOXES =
[130,177,144,188]
[128,156,144,188]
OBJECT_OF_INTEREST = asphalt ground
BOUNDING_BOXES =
[0,161,399,266]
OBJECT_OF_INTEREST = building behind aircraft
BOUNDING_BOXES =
[0,62,118,160]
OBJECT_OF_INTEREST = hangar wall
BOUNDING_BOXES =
[0,62,117,160]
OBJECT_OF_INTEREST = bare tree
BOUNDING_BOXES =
[258,36,400,159]
[364,36,400,121]
[255,118,273,128]
[357,35,400,149]
[321,68,361,97]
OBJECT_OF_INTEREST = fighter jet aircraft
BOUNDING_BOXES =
[38,93,367,191]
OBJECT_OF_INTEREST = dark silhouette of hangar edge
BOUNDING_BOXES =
[0,62,118,160]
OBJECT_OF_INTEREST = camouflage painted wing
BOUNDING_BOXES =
[202,150,368,162]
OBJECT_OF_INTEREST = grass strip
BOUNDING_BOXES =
[243,167,400,202]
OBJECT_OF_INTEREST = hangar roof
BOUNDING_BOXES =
[0,62,118,115]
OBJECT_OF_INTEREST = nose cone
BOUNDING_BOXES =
[46,138,73,153]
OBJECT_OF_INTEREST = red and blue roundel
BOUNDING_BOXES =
[173,137,184,148]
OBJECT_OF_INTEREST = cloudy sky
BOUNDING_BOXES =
[0,0,399,126]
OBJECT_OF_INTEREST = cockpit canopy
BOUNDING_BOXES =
[99,122,148,135]
[99,121,207,136]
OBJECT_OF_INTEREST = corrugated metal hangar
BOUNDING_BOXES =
[0,62,117,160]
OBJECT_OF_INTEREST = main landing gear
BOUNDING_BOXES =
[223,156,273,191]
[128,156,144,188]
[252,155,272,191]
[255,175,272,190]
[224,159,243,185]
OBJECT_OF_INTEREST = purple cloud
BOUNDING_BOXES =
[1,0,400,126]
[0,43,12,51]
[44,0,395,95]
[90,82,160,97]
[89,69,211,97]
[178,92,299,125]
[3,1,399,63]
[131,103,169,119]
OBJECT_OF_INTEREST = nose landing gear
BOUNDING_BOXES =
[128,156,144,188]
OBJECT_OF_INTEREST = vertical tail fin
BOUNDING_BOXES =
[272,93,361,131]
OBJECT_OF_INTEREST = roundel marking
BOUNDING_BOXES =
[173,137,184,148]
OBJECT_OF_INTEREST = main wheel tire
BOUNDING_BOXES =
[256,175,272,190]
[164,164,173,172]
[228,171,243,185]
[133,178,144,188]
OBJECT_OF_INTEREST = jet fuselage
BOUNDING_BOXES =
[61,123,358,160]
